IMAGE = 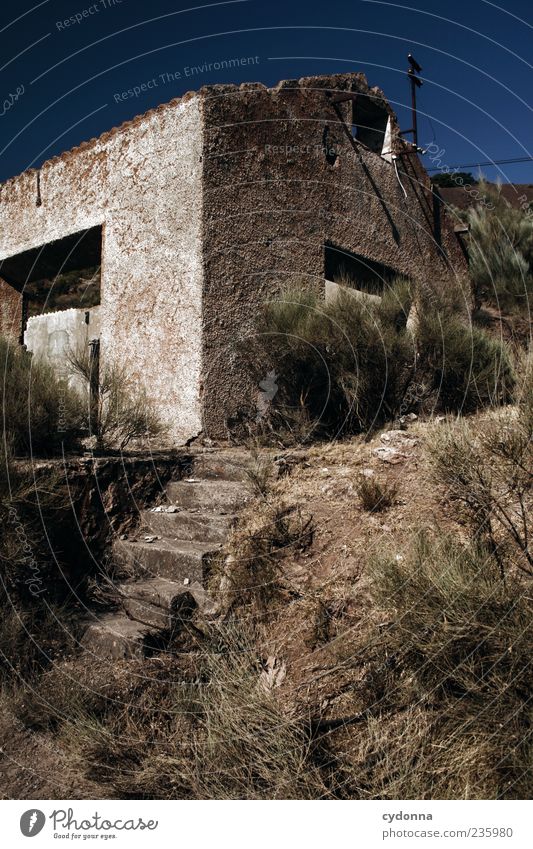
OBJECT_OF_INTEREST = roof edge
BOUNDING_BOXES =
[0,72,389,191]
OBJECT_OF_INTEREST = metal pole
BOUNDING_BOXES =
[88,338,100,439]
[406,54,422,150]
[410,72,418,149]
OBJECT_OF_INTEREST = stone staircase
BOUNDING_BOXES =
[81,451,253,660]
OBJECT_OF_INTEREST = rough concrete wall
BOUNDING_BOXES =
[0,96,204,445]
[200,74,468,437]
[0,277,22,343]
[24,306,100,393]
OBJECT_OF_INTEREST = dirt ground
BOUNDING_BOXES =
[240,419,464,716]
[0,699,105,799]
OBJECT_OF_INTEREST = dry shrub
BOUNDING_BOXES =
[428,351,533,577]
[356,474,398,512]
[0,603,79,691]
[0,335,81,455]
[0,452,82,703]
[58,629,328,800]
[0,453,75,605]
[218,496,313,614]
[67,345,164,451]
[0,465,81,697]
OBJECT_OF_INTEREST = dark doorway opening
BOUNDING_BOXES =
[0,225,102,317]
[352,94,389,155]
[324,242,397,296]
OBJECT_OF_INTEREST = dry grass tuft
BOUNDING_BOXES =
[356,474,398,512]
[56,628,329,799]
[216,496,313,615]
[342,532,533,799]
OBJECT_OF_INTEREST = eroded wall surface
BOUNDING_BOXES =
[200,73,468,437]
[0,95,204,444]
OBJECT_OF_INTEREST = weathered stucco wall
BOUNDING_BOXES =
[24,306,100,392]
[0,276,22,343]
[200,74,468,437]
[0,95,204,444]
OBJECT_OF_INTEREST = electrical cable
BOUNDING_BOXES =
[426,155,533,172]
[393,155,408,198]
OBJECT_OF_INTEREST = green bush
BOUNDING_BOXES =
[254,277,512,438]
[417,304,514,412]
[0,335,81,455]
[377,276,413,330]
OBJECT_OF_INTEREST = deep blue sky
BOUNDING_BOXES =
[0,0,531,184]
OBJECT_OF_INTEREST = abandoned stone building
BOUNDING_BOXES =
[0,72,467,444]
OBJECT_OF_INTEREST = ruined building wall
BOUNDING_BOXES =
[0,73,468,446]
[199,74,468,438]
[24,307,101,394]
[0,95,204,443]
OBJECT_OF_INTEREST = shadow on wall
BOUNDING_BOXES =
[324,241,397,296]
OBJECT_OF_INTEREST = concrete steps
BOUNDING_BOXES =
[81,578,217,659]
[81,613,153,660]
[166,479,250,512]
[82,451,256,660]
[191,452,254,482]
[112,537,219,584]
[118,578,201,631]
